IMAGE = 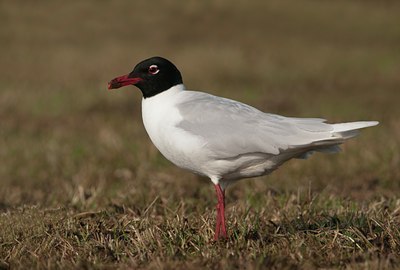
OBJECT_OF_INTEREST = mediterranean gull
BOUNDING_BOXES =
[108,56,378,240]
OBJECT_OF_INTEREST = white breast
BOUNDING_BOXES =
[141,85,210,175]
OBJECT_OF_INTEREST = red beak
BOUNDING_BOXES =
[107,74,142,90]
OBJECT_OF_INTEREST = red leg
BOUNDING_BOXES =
[214,184,227,240]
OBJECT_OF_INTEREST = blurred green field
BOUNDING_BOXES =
[1,1,400,269]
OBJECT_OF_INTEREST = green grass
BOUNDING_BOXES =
[1,0,400,269]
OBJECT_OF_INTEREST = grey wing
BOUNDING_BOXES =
[176,91,336,158]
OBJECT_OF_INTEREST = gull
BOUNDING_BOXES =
[108,56,378,240]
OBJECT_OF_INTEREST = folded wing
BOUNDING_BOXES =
[176,91,378,159]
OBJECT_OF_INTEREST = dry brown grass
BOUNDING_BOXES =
[1,0,399,269]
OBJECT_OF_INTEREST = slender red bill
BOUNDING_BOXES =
[107,74,142,90]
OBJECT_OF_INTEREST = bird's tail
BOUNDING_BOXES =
[294,121,379,159]
[332,121,379,139]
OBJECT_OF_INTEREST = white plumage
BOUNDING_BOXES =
[109,56,379,240]
[142,84,378,188]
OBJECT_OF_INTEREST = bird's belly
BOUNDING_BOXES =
[203,153,279,180]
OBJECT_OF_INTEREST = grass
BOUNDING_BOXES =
[1,0,400,269]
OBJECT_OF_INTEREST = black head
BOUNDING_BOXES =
[108,56,183,98]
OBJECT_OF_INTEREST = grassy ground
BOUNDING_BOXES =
[1,0,400,269]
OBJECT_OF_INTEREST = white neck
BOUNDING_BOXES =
[141,83,186,137]
[143,84,186,101]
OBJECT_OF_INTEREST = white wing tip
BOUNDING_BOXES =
[332,121,379,133]
[332,121,379,139]
[359,121,379,127]
[368,121,379,127]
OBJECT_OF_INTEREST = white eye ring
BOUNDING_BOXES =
[148,65,160,75]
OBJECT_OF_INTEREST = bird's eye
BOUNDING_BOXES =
[148,65,159,75]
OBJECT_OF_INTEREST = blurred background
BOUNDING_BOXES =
[1,0,399,208]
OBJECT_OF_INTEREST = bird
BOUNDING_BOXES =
[108,56,378,240]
